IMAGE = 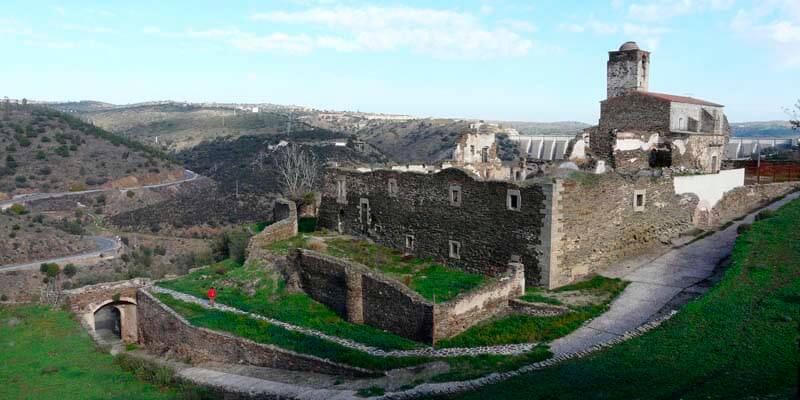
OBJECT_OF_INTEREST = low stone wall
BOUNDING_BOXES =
[246,199,297,262]
[699,182,800,228]
[433,263,525,340]
[136,288,378,378]
[509,299,570,317]
[288,249,524,344]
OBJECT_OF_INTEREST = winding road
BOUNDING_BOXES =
[0,169,199,272]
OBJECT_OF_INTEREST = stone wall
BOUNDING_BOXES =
[136,289,377,377]
[556,173,697,280]
[433,263,525,340]
[287,249,524,343]
[593,93,671,165]
[317,168,547,284]
[246,198,297,262]
[700,182,800,228]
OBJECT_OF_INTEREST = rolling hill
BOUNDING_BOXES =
[0,104,180,198]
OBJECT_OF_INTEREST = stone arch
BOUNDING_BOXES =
[89,297,138,344]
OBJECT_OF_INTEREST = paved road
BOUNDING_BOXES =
[549,191,800,356]
[0,236,121,272]
[0,169,198,210]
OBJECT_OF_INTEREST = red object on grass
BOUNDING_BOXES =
[207,288,216,299]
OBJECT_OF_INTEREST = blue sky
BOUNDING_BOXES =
[1,0,799,123]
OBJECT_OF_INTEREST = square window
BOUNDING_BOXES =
[449,185,462,207]
[507,189,521,211]
[449,240,461,259]
[405,235,415,250]
[388,178,398,197]
[633,189,646,212]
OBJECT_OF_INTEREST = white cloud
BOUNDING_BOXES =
[628,0,734,21]
[731,0,800,68]
[559,19,617,35]
[246,6,537,58]
[61,24,115,34]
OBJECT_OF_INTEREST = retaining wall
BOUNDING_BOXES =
[698,181,800,228]
[246,199,298,262]
[136,288,377,378]
[287,249,524,343]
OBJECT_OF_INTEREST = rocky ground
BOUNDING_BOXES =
[0,213,93,266]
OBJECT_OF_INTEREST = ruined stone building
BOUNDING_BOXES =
[590,41,731,174]
[317,41,751,291]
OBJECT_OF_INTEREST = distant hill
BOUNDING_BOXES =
[0,104,179,197]
[731,121,798,138]
[490,121,591,136]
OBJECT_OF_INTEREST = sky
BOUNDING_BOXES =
[1,0,799,123]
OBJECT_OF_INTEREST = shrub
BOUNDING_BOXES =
[38,166,51,175]
[40,263,60,278]
[755,209,775,221]
[737,223,751,234]
[154,245,167,256]
[0,294,7,301]
[126,190,135,198]
[211,229,251,265]
[8,231,16,238]
[8,203,27,215]
[11,224,19,230]
[32,214,44,223]
[298,217,317,233]
[63,263,77,278]
[14,175,26,184]
[35,150,46,160]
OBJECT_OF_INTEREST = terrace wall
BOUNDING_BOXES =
[700,182,800,228]
[287,249,524,343]
[136,289,377,377]
[246,198,297,262]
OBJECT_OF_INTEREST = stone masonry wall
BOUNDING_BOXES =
[557,173,697,280]
[593,93,671,166]
[246,199,297,262]
[136,289,376,377]
[317,168,547,285]
[287,249,524,344]
[700,182,800,229]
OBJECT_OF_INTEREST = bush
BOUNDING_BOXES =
[126,190,135,198]
[298,217,317,233]
[63,263,77,278]
[737,223,751,234]
[39,263,60,278]
[211,229,251,265]
[755,209,775,221]
[8,203,27,215]
[0,294,7,301]
[35,150,46,160]
[8,231,16,238]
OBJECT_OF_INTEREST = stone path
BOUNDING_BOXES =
[151,192,800,399]
[148,285,538,357]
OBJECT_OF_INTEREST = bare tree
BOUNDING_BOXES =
[274,143,320,201]
[791,100,799,131]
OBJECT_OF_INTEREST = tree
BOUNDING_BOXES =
[791,100,799,131]
[273,143,320,202]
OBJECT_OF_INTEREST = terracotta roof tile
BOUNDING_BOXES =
[641,92,724,107]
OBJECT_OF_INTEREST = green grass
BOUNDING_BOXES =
[155,292,551,377]
[158,260,423,351]
[250,221,272,233]
[445,198,800,400]
[0,304,189,400]
[437,276,627,348]
[269,234,488,302]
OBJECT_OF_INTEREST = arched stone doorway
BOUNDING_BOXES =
[91,299,138,344]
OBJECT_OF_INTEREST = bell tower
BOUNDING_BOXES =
[607,41,650,99]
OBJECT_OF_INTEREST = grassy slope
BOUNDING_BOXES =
[155,291,551,381]
[438,276,628,348]
[158,260,423,351]
[0,305,175,400]
[446,198,800,400]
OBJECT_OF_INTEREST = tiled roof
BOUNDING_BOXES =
[641,91,724,107]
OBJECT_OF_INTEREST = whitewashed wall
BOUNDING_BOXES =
[673,168,745,210]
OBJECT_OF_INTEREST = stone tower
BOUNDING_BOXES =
[607,41,650,99]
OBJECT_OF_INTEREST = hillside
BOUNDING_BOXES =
[176,133,386,195]
[731,121,797,138]
[490,121,590,136]
[0,213,94,266]
[0,105,179,197]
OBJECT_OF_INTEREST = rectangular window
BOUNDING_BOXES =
[449,240,461,259]
[405,235,415,250]
[507,189,521,211]
[336,177,347,204]
[481,147,489,163]
[470,145,475,155]
[633,189,646,212]
[449,185,462,207]
[388,178,398,197]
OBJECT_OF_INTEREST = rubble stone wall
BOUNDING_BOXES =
[136,289,377,377]
[317,168,547,285]
[557,173,696,279]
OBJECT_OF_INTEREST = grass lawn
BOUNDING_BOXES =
[267,233,488,302]
[158,259,423,351]
[154,291,551,381]
[444,198,800,400]
[0,304,183,400]
[437,276,627,348]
